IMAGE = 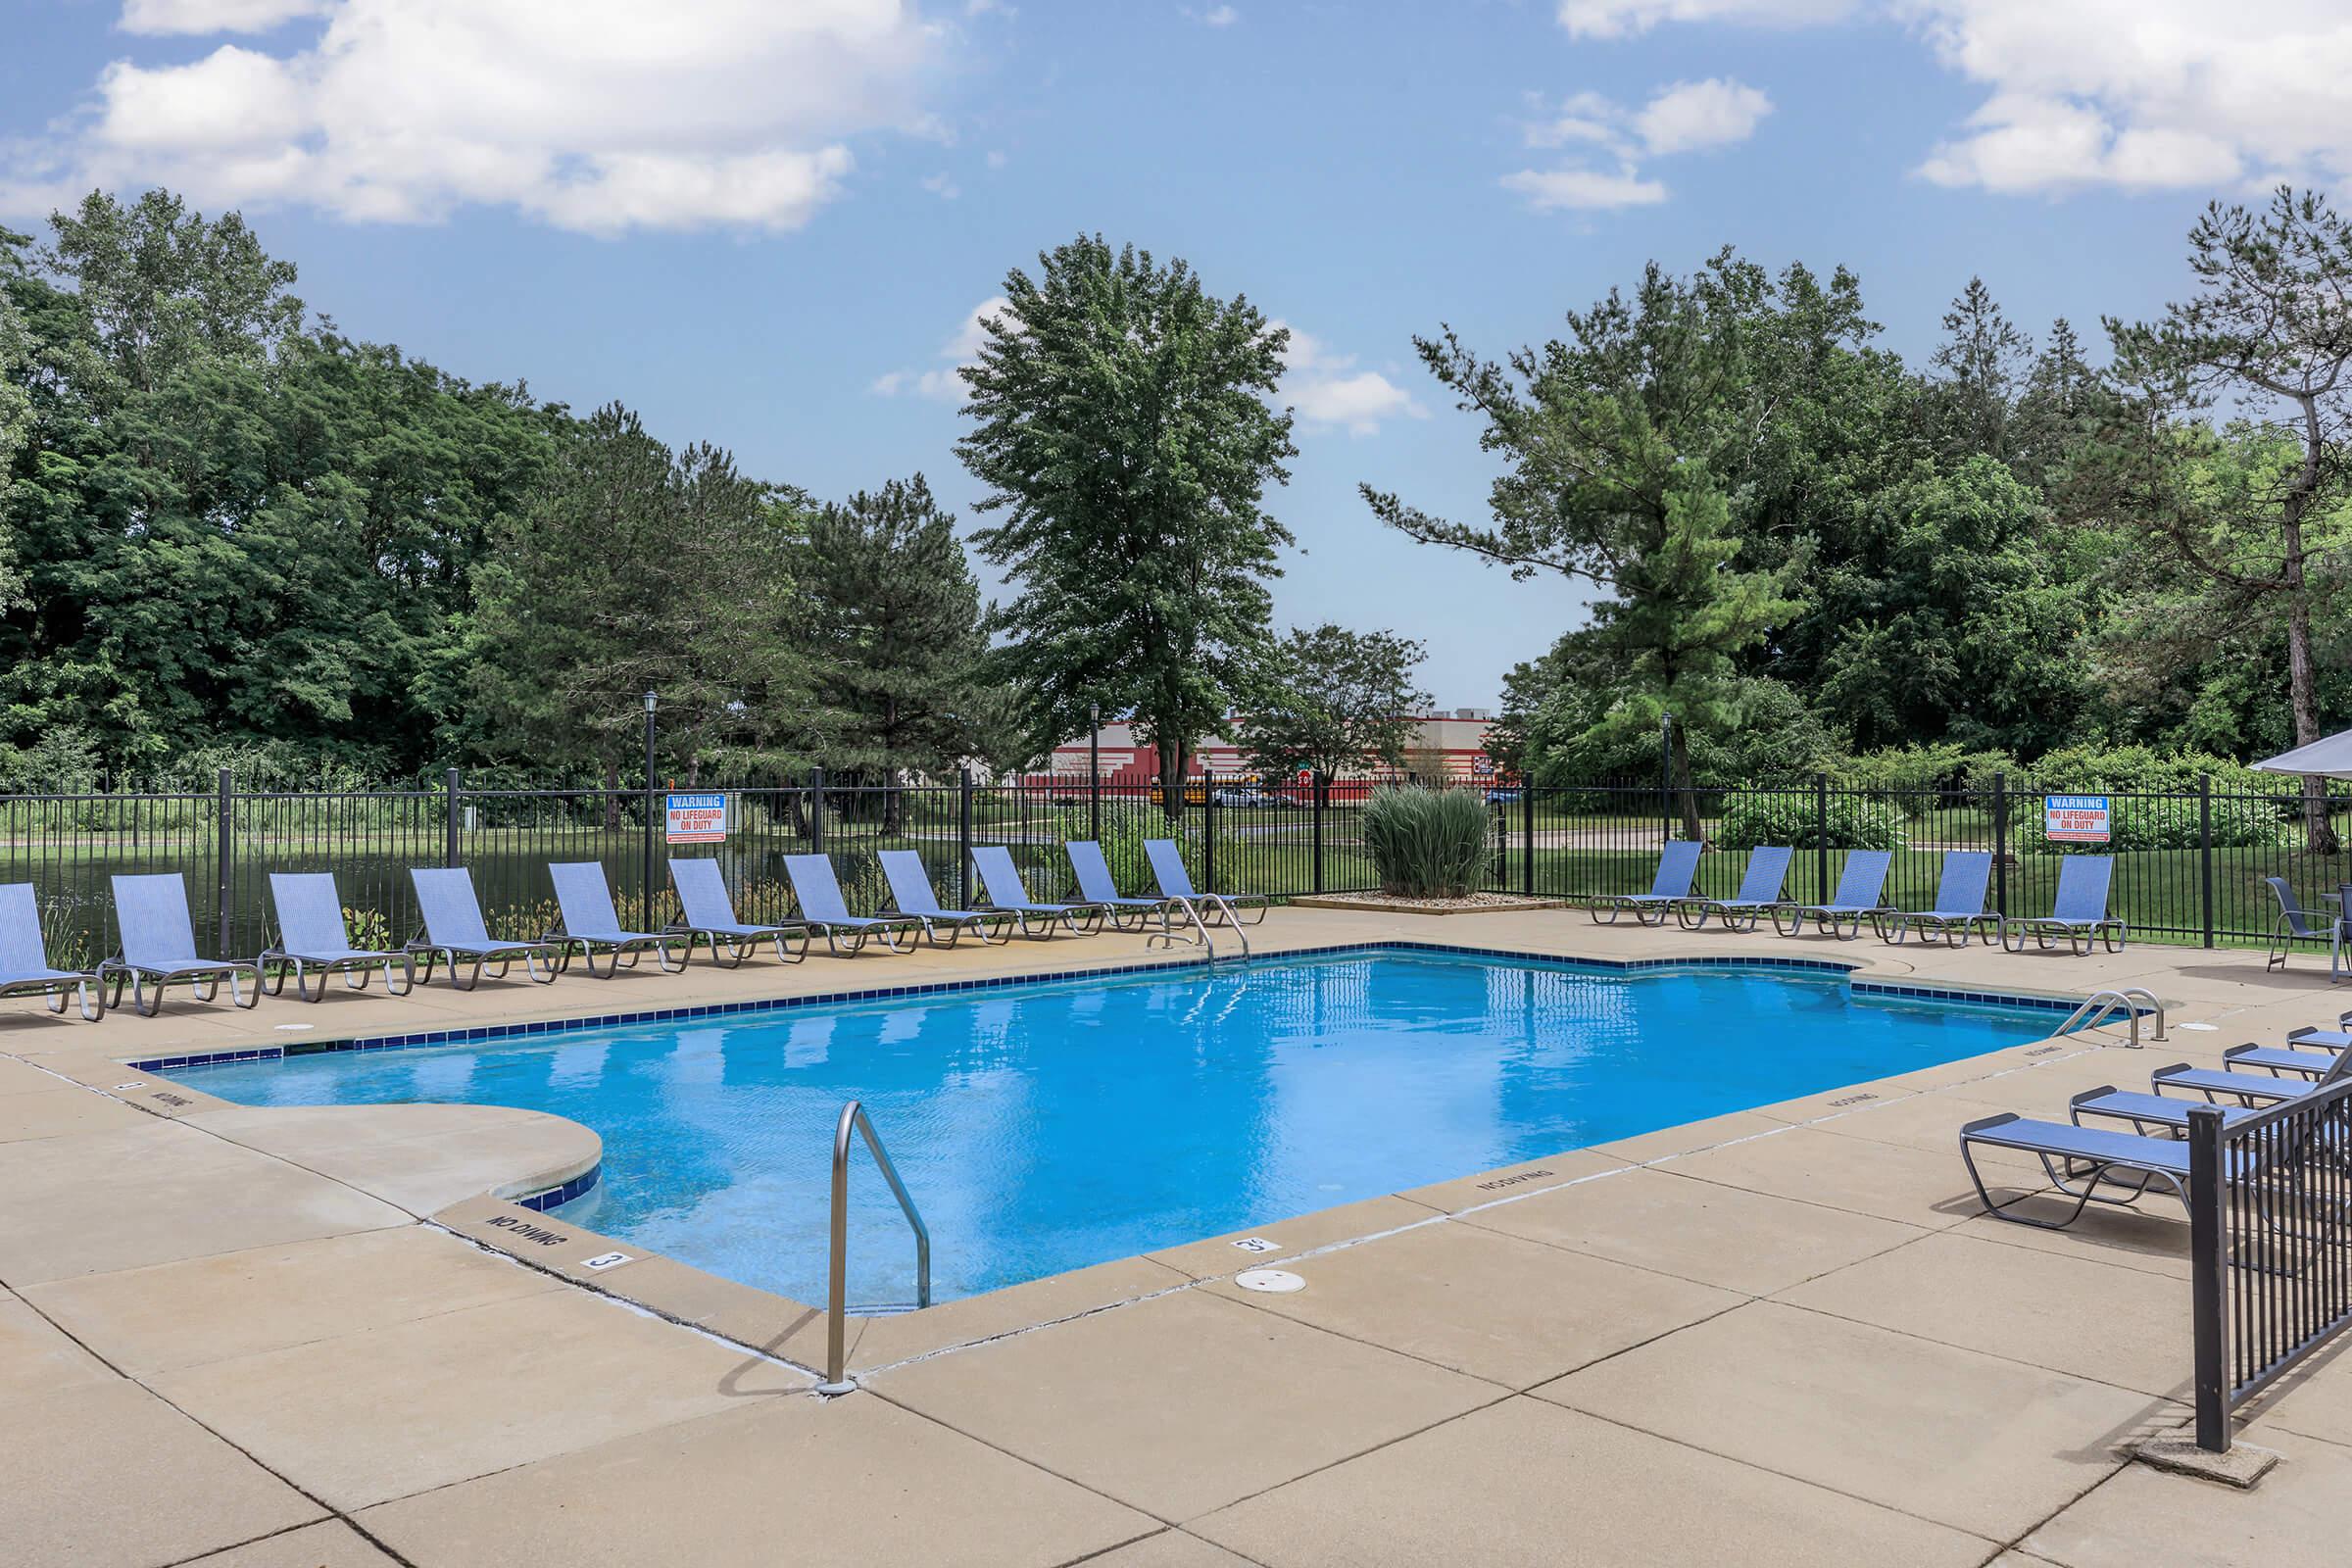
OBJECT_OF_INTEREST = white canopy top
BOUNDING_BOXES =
[2252,729,2352,781]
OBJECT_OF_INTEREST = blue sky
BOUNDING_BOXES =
[4,0,2334,706]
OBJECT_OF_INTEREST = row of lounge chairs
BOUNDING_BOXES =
[1961,1014,2352,1230]
[0,839,1267,1020]
[1592,843,2128,954]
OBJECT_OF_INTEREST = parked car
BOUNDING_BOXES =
[1485,787,1524,806]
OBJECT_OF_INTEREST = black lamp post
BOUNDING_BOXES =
[643,691,659,917]
[1088,700,1102,843]
[1659,710,1675,845]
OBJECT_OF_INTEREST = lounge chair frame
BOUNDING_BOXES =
[1587,841,1702,927]
[1065,842,1189,935]
[1881,852,1999,949]
[2001,855,2127,956]
[876,851,1014,947]
[258,872,416,1003]
[404,867,561,991]
[1675,846,1794,933]
[1142,839,1268,928]
[97,873,260,1017]
[545,861,685,979]
[1960,1112,2191,1230]
[0,883,103,1020]
[969,847,1107,939]
[663,858,809,966]
[782,855,923,956]
[1769,850,1894,941]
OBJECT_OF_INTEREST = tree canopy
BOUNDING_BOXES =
[1241,623,1430,780]
[958,234,1295,808]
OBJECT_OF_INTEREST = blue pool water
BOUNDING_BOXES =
[169,951,2068,1304]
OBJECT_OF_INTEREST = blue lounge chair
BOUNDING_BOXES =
[405,867,561,989]
[1770,850,1894,941]
[2072,1047,2352,1134]
[2002,856,2125,955]
[665,858,808,966]
[970,846,1107,938]
[1588,841,1702,926]
[1881,852,1997,948]
[782,855,921,956]
[1065,841,1186,932]
[260,872,416,1002]
[1959,1113,2195,1230]
[0,883,102,1020]
[1676,846,1793,932]
[97,873,260,1016]
[2264,877,2345,980]
[1143,839,1268,926]
[547,861,684,978]
[877,850,1011,947]
[2146,1050,2352,1104]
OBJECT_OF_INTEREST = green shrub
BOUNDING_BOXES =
[1714,793,1910,851]
[1831,745,2016,819]
[1362,784,1491,897]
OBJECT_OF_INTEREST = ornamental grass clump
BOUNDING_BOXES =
[1362,784,1490,898]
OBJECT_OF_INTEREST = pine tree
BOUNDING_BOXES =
[800,473,991,822]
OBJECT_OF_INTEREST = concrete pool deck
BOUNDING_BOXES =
[4,906,2352,1565]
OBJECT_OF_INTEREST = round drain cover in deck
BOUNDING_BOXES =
[1236,1268,1305,1294]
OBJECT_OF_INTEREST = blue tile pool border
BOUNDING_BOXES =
[512,1161,601,1212]
[129,941,2099,1075]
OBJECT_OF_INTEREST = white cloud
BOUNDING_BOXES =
[1904,0,2342,194]
[873,295,1010,403]
[1556,0,2352,197]
[1634,77,1773,155]
[2,0,943,233]
[1202,5,1240,24]
[920,172,960,199]
[1500,166,1670,211]
[120,0,328,32]
[1556,0,1852,39]
[1505,78,1765,213]
[1272,321,1424,436]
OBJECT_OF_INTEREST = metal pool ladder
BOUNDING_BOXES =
[2058,987,2167,1049]
[1146,895,1250,964]
[817,1101,930,1396]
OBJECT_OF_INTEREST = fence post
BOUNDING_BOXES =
[1490,796,1506,890]
[1813,771,1830,904]
[2199,774,2216,949]
[216,767,234,956]
[445,766,463,868]
[1089,759,1102,847]
[1202,771,1218,895]
[1522,782,1536,897]
[957,766,974,910]
[2187,1104,2230,1452]
[809,765,826,858]
[1992,772,2010,921]
[1311,771,1327,895]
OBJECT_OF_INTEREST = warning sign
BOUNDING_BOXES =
[2043,795,2111,845]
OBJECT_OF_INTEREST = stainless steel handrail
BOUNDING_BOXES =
[2058,987,2167,1050]
[818,1101,930,1395]
[1147,896,1218,960]
[1199,894,1252,961]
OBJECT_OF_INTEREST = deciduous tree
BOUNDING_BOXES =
[959,235,1295,811]
[1241,623,1430,781]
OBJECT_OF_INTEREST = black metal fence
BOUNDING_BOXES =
[1488,775,2352,951]
[2187,1078,2352,1451]
[4,768,2348,964]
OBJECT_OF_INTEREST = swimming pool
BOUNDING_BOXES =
[168,949,2073,1304]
